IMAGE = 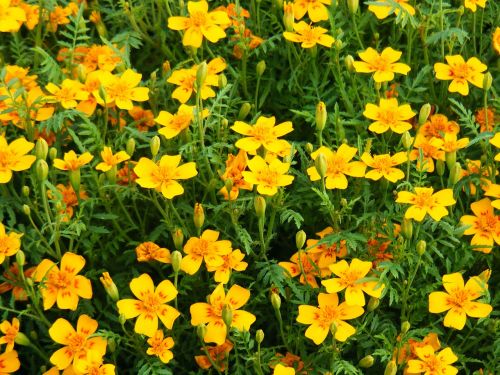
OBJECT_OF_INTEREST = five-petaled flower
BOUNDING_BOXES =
[94,69,149,110]
[146,330,175,364]
[95,146,130,172]
[460,198,500,253]
[242,155,295,196]
[396,187,456,222]
[363,98,415,134]
[0,318,20,352]
[292,0,332,22]
[406,345,458,375]
[361,152,407,182]
[368,0,415,20]
[0,222,22,265]
[53,150,93,171]
[0,135,36,184]
[156,104,208,139]
[353,47,411,82]
[206,249,248,284]
[434,55,487,96]
[283,21,334,48]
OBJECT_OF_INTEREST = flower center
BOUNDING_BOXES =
[318,306,339,328]
[190,11,207,27]
[378,109,398,125]
[172,113,192,130]
[251,124,273,143]
[450,63,470,80]
[372,56,389,72]
[477,211,498,232]
[256,169,279,186]
[67,332,86,352]
[0,150,15,169]
[50,270,72,290]
[301,28,319,43]
[372,156,393,173]
[413,192,433,208]
[141,292,162,314]
[447,289,470,309]
[339,270,362,287]
[327,155,347,175]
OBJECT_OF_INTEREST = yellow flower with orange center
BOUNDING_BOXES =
[0,135,36,183]
[407,345,458,375]
[292,0,331,22]
[434,55,487,96]
[117,273,180,336]
[306,227,347,268]
[361,152,407,182]
[45,79,89,109]
[274,364,296,375]
[279,250,331,288]
[242,155,294,196]
[0,222,22,265]
[283,21,334,48]
[133,155,197,199]
[353,47,411,82]
[363,98,415,134]
[53,150,94,171]
[464,0,487,12]
[190,283,256,345]
[297,293,364,344]
[95,147,130,172]
[368,0,415,19]
[0,350,20,374]
[34,252,92,310]
[322,258,385,306]
[429,272,492,330]
[441,133,469,153]
[168,0,230,48]
[307,144,366,189]
[419,114,460,139]
[409,135,445,173]
[155,104,208,139]
[135,241,171,263]
[0,0,26,32]
[460,198,500,253]
[146,330,174,364]
[94,69,149,110]
[0,318,20,352]
[219,150,253,200]
[206,249,248,284]
[396,187,455,222]
[48,315,107,370]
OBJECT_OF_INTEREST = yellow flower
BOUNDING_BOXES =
[279,250,331,288]
[396,187,455,222]
[219,150,253,200]
[0,350,20,374]
[0,318,20,352]
[429,272,492,330]
[464,0,487,12]
[494,27,500,54]
[353,47,411,82]
[419,114,460,139]
[490,132,500,161]
[441,133,469,153]
[190,283,256,345]
[242,155,294,196]
[368,0,415,20]
[292,0,331,22]
[283,21,334,48]
[168,0,230,48]
[0,0,26,32]
[73,353,116,375]
[483,183,500,210]
[117,273,180,337]
[94,69,149,110]
[135,242,171,263]
[134,155,197,199]
[95,147,130,172]
[363,98,415,134]
[146,330,174,364]
[361,152,407,182]
[0,223,22,265]
[407,345,458,375]
[273,364,296,375]
[296,293,364,344]
[306,227,347,268]
[460,198,500,253]
[307,145,366,189]
[434,55,487,96]
[155,104,208,139]
[232,116,293,154]
[409,135,445,173]
[0,135,36,183]
[181,229,232,275]
[322,258,385,306]
[45,79,89,109]
[53,150,94,171]
[206,249,248,284]
[34,252,92,310]
[48,315,107,370]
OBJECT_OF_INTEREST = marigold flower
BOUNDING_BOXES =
[396,187,455,222]
[362,152,407,182]
[475,107,497,132]
[419,114,460,139]
[219,150,253,200]
[429,272,492,330]
[0,0,26,32]
[206,249,248,284]
[409,135,445,173]
[45,79,89,109]
[117,273,180,336]
[47,5,71,32]
[190,283,256,345]
[0,223,22,265]
[406,345,458,375]
[73,353,116,375]
[47,183,88,221]
[134,155,197,199]
[48,315,107,370]
[0,318,20,352]
[464,0,487,12]
[155,104,208,139]
[94,69,149,110]
[441,133,469,153]
[242,156,294,196]
[490,132,500,161]
[460,198,500,253]
[273,364,296,375]
[95,147,130,172]
[135,242,171,263]
[363,98,415,134]
[146,330,174,364]
[458,160,491,195]
[292,0,331,22]
[322,258,385,306]
[0,350,20,374]
[195,340,233,370]
[494,27,500,54]
[434,55,487,96]
[168,0,230,48]
[270,352,307,374]
[0,262,35,301]
[129,106,156,132]
[353,47,411,82]
[283,21,334,48]
[306,227,347,268]
[394,332,441,366]
[76,71,102,116]
[307,145,366,189]
[53,150,94,171]
[0,135,36,183]
[482,183,500,210]
[297,292,364,344]
[368,0,415,19]
[279,250,331,288]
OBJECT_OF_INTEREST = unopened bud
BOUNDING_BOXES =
[254,196,266,219]
[283,3,294,32]
[100,272,119,302]
[271,292,281,311]
[238,103,252,120]
[436,159,445,176]
[445,151,456,171]
[305,142,314,154]
[171,250,182,273]
[222,304,233,327]
[316,101,327,131]
[126,138,135,157]
[218,73,227,88]
[150,135,161,157]
[119,314,127,325]
[401,218,413,240]
[384,360,397,375]
[401,321,411,334]
[448,162,462,186]
[347,0,359,14]
[295,231,306,250]
[345,55,355,72]
[35,138,48,160]
[29,330,38,341]
[419,103,431,126]
[256,60,266,77]
[69,169,81,194]
[367,297,380,311]
[483,72,492,91]
[358,355,374,368]
[221,118,229,128]
[36,160,49,181]
[375,82,382,91]
[256,329,264,344]
[196,61,208,90]
[108,337,116,353]
[162,60,171,74]
[340,198,348,207]
[224,179,233,195]
[15,250,25,267]
[330,322,337,336]
[14,332,30,346]
[172,229,184,251]
[315,153,328,179]
[22,186,29,197]
[402,131,413,149]
[194,203,205,230]
[23,204,30,216]
[197,324,207,341]
[48,147,57,161]
[416,240,426,255]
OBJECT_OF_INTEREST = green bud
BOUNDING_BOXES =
[315,101,327,132]
[69,169,81,195]
[358,355,374,368]
[221,118,229,128]
[22,186,29,197]
[295,231,306,250]
[222,304,233,327]
[271,292,281,311]
[256,329,264,344]
[197,324,207,341]
[150,135,161,157]
[35,138,48,160]
[483,72,492,91]
[238,103,252,120]
[254,196,266,219]
[445,151,456,171]
[283,5,294,32]
[436,159,445,176]
[256,60,266,77]
[126,138,135,157]
[401,321,411,334]
[305,142,314,154]
[218,73,228,88]
[172,229,184,251]
[402,131,413,149]
[418,103,432,126]
[367,297,380,312]
[344,55,355,72]
[340,198,348,207]
[29,330,38,341]
[315,153,328,180]
[330,322,337,336]
[35,159,49,182]
[194,203,205,230]
[196,61,208,90]
[108,337,116,353]
[23,204,30,216]
[448,162,462,186]
[48,147,57,161]
[401,218,413,240]
[384,360,397,375]
[14,332,31,346]
[347,0,359,14]
[15,250,25,267]
[171,250,182,273]
[416,240,426,255]
[224,179,233,195]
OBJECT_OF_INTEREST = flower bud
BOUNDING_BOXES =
[218,73,227,88]
[375,81,382,91]
[483,72,492,91]
[108,337,116,353]
[35,138,48,160]
[305,142,314,154]
[194,203,205,230]
[256,60,266,77]
[347,0,359,14]
[329,322,337,336]
[283,3,294,32]
[295,231,306,250]
[171,250,182,273]
[23,204,30,216]
[448,162,462,186]
[14,332,31,346]
[402,131,413,149]
[384,360,397,375]
[256,329,264,344]
[221,118,229,128]
[22,186,29,197]
[271,292,281,311]
[35,160,49,182]
[224,179,233,195]
[367,297,379,311]
[315,153,328,180]
[162,60,171,74]
[126,138,135,157]
[196,61,208,90]
[358,355,374,368]
[401,321,411,334]
[340,198,348,207]
[238,103,252,120]
[29,330,38,341]
[436,159,445,176]
[222,304,233,327]
[69,169,81,194]
[401,218,413,240]
[254,196,266,219]
[418,103,431,126]
[150,135,161,157]
[15,250,25,267]
[48,147,57,161]
[197,324,207,341]
[172,229,184,251]
[345,55,355,72]
[316,101,327,132]
[100,272,119,301]
[416,240,426,255]
[445,151,456,171]
[119,314,127,326]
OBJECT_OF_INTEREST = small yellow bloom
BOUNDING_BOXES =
[353,47,411,82]
[206,249,248,284]
[273,364,296,375]
[396,187,455,222]
[368,0,415,20]
[0,0,26,32]
[441,133,469,153]
[306,227,347,268]
[45,79,89,109]
[297,293,364,344]
[434,55,487,96]
[460,198,500,253]
[419,114,460,139]
[190,283,256,345]
[0,350,20,374]
[429,272,492,330]
[135,242,171,263]
[156,104,209,139]
[361,152,407,182]
[53,150,94,171]
[94,69,149,110]
[283,21,334,48]
[134,155,197,199]
[482,183,500,210]
[407,345,458,375]
[0,135,36,183]
[292,0,332,22]
[464,0,487,12]
[279,250,331,288]
[117,273,180,336]
[0,222,22,265]
[0,317,20,352]
[242,155,294,196]
[363,98,415,134]
[147,330,174,364]
[409,135,445,173]
[168,0,230,48]
[95,147,130,172]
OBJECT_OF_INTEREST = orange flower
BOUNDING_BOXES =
[0,262,35,301]
[129,106,156,132]
[418,114,460,139]
[0,317,20,352]
[279,250,331,288]
[475,107,497,132]
[0,222,22,265]
[135,242,171,263]
[306,227,347,268]
[181,230,232,275]
[409,135,444,173]
[195,340,233,370]
[48,184,88,220]
[146,330,174,364]
[206,249,248,284]
[460,198,500,253]
[219,150,253,200]
[0,135,36,183]
[0,350,20,374]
